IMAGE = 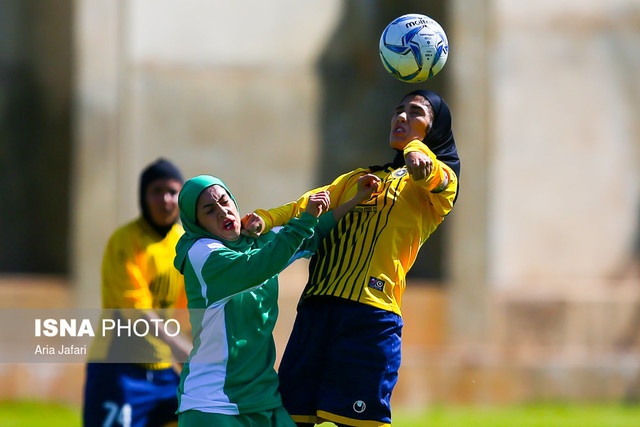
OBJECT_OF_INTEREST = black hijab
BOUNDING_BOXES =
[370,89,460,202]
[139,158,184,237]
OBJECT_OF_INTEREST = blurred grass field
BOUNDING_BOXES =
[2,401,640,426]
[394,404,640,427]
[0,401,80,427]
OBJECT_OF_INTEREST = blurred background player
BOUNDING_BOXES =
[173,174,378,426]
[243,89,459,426]
[83,158,192,427]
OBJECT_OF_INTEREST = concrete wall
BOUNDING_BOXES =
[490,0,640,287]
[446,0,640,403]
[0,0,73,274]
[72,0,342,307]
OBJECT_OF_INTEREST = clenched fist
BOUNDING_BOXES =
[405,151,432,181]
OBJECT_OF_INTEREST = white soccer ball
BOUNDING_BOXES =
[379,14,449,83]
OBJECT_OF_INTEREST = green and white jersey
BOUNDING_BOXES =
[175,211,335,415]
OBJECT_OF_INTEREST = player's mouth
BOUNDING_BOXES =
[222,218,235,230]
[392,124,407,135]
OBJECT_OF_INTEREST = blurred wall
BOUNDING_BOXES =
[0,0,73,274]
[490,1,640,287]
[72,0,343,306]
[447,0,640,403]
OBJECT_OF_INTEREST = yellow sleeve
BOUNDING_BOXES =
[403,140,458,218]
[255,169,365,233]
[101,228,153,309]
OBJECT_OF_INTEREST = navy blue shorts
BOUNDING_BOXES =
[83,363,180,427]
[278,298,403,426]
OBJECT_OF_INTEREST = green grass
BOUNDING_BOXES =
[392,403,640,427]
[2,401,640,426]
[0,401,80,427]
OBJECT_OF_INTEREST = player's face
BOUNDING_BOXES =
[196,185,241,241]
[145,178,181,227]
[389,95,432,150]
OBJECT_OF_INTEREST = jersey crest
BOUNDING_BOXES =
[391,168,408,179]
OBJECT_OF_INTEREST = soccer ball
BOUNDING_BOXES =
[379,14,449,83]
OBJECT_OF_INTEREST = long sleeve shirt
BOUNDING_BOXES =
[175,212,335,415]
[255,141,457,316]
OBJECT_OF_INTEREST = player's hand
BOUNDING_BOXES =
[305,191,330,218]
[405,151,433,181]
[356,174,380,202]
[241,213,265,237]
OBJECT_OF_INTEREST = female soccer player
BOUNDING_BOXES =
[173,173,378,426]
[243,89,460,427]
[83,158,192,427]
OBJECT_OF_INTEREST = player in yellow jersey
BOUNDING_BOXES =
[83,159,191,427]
[243,90,460,427]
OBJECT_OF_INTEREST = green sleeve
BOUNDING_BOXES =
[197,213,318,305]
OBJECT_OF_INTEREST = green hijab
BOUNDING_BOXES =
[174,175,242,272]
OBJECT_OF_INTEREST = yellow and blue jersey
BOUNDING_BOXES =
[256,141,457,316]
[90,218,185,368]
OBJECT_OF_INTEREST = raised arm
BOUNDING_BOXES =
[242,169,369,237]
[194,213,318,305]
[192,193,333,306]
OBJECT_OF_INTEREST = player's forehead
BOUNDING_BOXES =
[146,177,181,192]
[396,94,430,111]
[197,185,227,206]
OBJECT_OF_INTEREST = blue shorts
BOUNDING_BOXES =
[278,297,403,427]
[83,363,180,427]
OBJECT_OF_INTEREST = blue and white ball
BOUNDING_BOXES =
[379,14,449,83]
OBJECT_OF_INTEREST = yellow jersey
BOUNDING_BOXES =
[91,218,185,368]
[256,141,457,316]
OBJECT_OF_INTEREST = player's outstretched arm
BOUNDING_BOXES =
[240,188,332,238]
[242,169,368,237]
[242,174,378,239]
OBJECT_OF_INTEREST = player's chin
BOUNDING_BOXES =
[389,139,409,150]
[153,215,177,227]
